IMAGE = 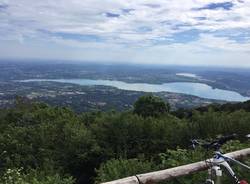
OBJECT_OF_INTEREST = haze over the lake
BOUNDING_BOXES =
[1,0,250,67]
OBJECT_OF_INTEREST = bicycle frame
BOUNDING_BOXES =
[206,151,250,184]
[191,135,249,184]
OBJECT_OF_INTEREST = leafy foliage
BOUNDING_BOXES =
[0,168,75,184]
[95,158,155,183]
[133,95,170,117]
[89,112,187,158]
[0,97,250,184]
[0,101,100,183]
[96,142,250,184]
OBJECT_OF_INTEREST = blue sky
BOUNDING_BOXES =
[0,0,250,67]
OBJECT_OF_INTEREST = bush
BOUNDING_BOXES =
[95,158,155,183]
[90,112,188,158]
[0,102,100,183]
[0,168,75,184]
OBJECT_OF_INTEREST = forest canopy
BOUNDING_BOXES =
[0,96,249,184]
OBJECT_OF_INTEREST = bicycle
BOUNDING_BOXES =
[191,134,250,184]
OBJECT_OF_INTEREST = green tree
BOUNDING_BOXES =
[90,111,187,158]
[0,101,100,184]
[133,95,170,117]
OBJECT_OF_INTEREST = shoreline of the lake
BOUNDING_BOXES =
[18,79,250,102]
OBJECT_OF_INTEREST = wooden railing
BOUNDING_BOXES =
[101,148,250,184]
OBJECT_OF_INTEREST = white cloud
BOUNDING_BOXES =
[0,0,250,66]
[1,0,250,42]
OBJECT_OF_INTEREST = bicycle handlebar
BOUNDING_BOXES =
[191,134,237,150]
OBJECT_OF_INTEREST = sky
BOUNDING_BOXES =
[0,0,250,67]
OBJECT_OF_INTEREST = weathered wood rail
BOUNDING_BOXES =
[101,148,250,184]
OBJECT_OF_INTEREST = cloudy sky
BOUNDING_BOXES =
[0,0,250,67]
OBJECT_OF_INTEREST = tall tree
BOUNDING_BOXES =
[133,95,170,117]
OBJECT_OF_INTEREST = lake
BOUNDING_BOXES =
[20,79,250,102]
